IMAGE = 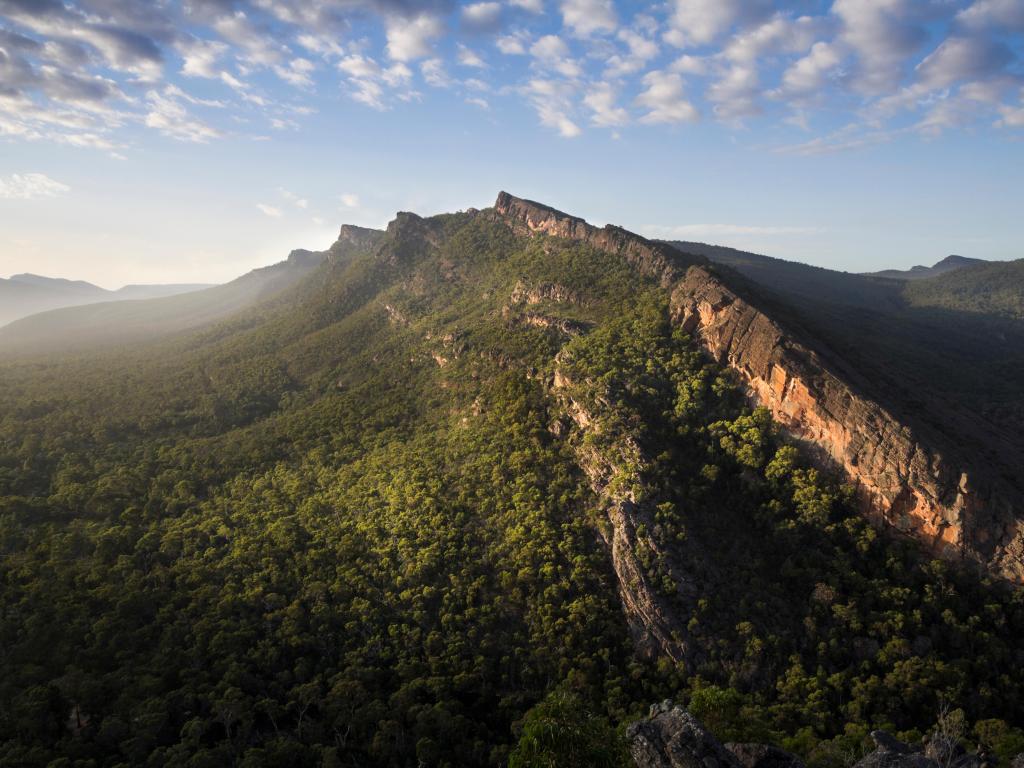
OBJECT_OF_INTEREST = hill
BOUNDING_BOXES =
[903,258,1024,319]
[867,255,984,281]
[0,194,1021,767]
[0,273,212,328]
[0,225,383,355]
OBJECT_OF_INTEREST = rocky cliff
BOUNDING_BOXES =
[669,266,1024,583]
[491,192,1024,584]
[493,191,704,286]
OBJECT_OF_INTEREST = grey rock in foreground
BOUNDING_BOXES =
[628,701,742,768]
[726,742,804,768]
[627,705,1009,768]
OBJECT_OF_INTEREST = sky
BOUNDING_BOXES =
[1,0,1023,288]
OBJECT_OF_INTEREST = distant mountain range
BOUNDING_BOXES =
[0,225,382,353]
[866,254,984,280]
[0,273,213,328]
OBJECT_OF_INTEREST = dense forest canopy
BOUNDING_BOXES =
[2,211,1022,767]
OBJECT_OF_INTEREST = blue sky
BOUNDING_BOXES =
[1,0,1022,287]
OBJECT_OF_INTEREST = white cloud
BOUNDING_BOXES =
[530,34,569,60]
[385,13,444,62]
[457,44,487,68]
[914,36,1013,91]
[0,172,70,200]
[179,37,228,79]
[213,11,284,67]
[509,0,545,13]
[340,193,360,208]
[421,58,452,88]
[671,55,708,75]
[722,14,823,64]
[636,71,698,124]
[560,0,617,37]
[833,0,928,94]
[777,41,843,97]
[273,58,317,88]
[707,64,760,119]
[997,102,1024,128]
[524,78,581,136]
[466,96,490,109]
[462,2,502,30]
[338,55,412,108]
[664,0,769,48]
[584,82,628,127]
[708,14,826,119]
[497,32,529,55]
[144,89,221,143]
[296,35,345,59]
[605,28,659,77]
[958,0,1024,31]
[164,84,225,109]
[530,34,582,78]
[256,203,282,217]
[279,188,309,208]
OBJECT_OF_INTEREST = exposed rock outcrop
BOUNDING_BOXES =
[551,366,698,664]
[510,279,585,306]
[628,701,744,768]
[327,223,385,261]
[669,265,1024,583]
[493,191,705,286]
[628,710,996,768]
[852,730,996,768]
[286,248,326,268]
[726,743,805,768]
[491,191,1024,584]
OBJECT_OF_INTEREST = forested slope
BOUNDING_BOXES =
[1,201,1022,767]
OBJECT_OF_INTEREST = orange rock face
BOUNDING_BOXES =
[493,191,1024,585]
[670,266,1024,583]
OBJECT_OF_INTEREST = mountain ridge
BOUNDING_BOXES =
[0,272,214,328]
[0,224,385,355]
[2,191,1023,765]
[868,254,985,280]
[494,193,1022,582]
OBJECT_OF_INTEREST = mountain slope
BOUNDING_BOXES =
[868,254,984,280]
[664,241,904,310]
[0,225,383,355]
[0,194,1021,767]
[666,240,1024,563]
[902,257,1024,319]
[0,273,212,327]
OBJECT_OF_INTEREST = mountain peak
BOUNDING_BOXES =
[8,273,99,290]
[934,254,980,268]
[493,191,705,286]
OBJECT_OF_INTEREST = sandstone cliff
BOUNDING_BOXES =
[493,191,704,286]
[491,192,1024,584]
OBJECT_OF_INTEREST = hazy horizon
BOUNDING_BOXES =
[0,203,1010,292]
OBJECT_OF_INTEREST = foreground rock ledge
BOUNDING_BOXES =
[627,703,1015,768]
